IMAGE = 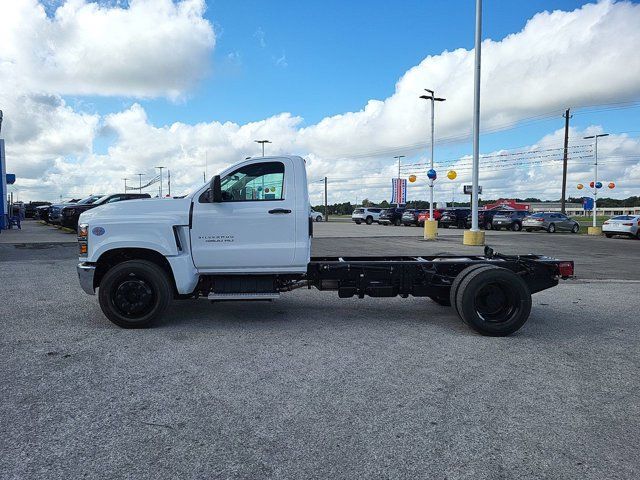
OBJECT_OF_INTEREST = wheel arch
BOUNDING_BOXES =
[94,248,179,296]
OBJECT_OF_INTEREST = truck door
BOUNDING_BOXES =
[190,158,297,271]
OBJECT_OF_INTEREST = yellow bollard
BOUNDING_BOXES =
[423,219,438,240]
[463,229,486,246]
[587,226,602,235]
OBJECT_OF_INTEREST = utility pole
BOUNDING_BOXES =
[583,133,608,232]
[324,177,328,222]
[561,108,572,214]
[393,155,405,207]
[255,139,271,157]
[136,173,145,193]
[122,178,129,192]
[155,166,165,197]
[419,89,446,220]
[464,0,484,246]
[167,170,171,197]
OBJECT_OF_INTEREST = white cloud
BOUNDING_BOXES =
[0,0,215,99]
[3,0,640,204]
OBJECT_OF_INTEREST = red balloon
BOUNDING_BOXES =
[608,182,615,189]
[589,181,595,188]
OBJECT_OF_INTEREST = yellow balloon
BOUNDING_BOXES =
[408,175,417,183]
[447,170,457,180]
[577,183,584,190]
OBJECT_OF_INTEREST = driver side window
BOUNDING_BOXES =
[220,162,285,201]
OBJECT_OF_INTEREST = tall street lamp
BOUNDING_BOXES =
[122,178,129,192]
[255,140,271,157]
[393,155,405,207]
[136,173,145,193]
[155,166,166,197]
[419,89,446,221]
[583,133,608,232]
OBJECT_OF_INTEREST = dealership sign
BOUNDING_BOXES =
[463,185,482,195]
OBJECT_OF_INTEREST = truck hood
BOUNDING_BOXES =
[79,197,192,225]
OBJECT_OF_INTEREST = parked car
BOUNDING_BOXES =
[378,207,406,226]
[309,208,324,222]
[522,212,580,233]
[61,193,150,230]
[491,210,529,231]
[440,208,471,229]
[401,209,428,226]
[417,208,445,226]
[352,207,384,225]
[603,215,640,239]
[47,198,83,224]
[466,208,514,230]
[25,202,51,219]
[35,205,51,222]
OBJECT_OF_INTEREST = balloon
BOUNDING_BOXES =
[608,182,615,189]
[589,181,595,188]
[447,170,457,180]
[595,181,603,189]
[427,169,437,180]
[577,183,584,190]
[408,175,417,183]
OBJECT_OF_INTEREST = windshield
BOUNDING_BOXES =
[529,213,545,217]
[77,195,104,205]
[611,215,633,220]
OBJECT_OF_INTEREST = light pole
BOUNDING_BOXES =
[255,140,271,157]
[393,155,405,207]
[464,0,484,246]
[122,178,129,192]
[419,90,446,220]
[136,173,145,193]
[155,166,165,197]
[583,133,608,232]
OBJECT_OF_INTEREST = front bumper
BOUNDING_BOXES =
[77,262,96,295]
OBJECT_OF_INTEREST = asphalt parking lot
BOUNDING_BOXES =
[1,220,639,479]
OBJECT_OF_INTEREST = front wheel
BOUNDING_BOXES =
[571,224,579,234]
[485,222,493,231]
[394,218,401,226]
[605,233,613,238]
[547,223,556,233]
[366,216,373,225]
[315,215,323,222]
[512,222,522,232]
[98,260,172,328]
[355,220,362,225]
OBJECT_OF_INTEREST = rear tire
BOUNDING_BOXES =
[605,233,613,238]
[316,215,323,222]
[355,220,361,225]
[394,218,401,226]
[485,222,493,231]
[455,267,532,336]
[512,222,522,232]
[366,216,373,225]
[449,264,499,317]
[98,260,172,328]
[547,223,556,233]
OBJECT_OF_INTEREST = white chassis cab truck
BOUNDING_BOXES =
[77,155,574,336]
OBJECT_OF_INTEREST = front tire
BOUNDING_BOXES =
[605,233,613,238]
[394,218,401,226]
[366,216,373,225]
[355,220,362,225]
[98,260,172,328]
[512,222,522,232]
[547,223,556,233]
[571,224,579,234]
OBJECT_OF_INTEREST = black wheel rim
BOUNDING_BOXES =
[473,281,519,323]
[112,275,155,318]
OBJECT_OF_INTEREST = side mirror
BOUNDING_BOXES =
[210,175,222,203]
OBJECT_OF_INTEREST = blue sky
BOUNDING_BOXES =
[6,0,640,201]
[76,0,640,164]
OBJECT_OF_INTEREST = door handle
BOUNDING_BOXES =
[268,208,291,214]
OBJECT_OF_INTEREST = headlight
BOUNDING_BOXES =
[78,224,88,239]
[78,224,88,257]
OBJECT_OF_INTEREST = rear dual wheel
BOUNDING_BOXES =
[449,264,532,336]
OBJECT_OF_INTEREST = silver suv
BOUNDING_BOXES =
[352,207,383,225]
[522,212,580,233]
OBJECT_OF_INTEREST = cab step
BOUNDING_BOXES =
[207,292,280,301]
